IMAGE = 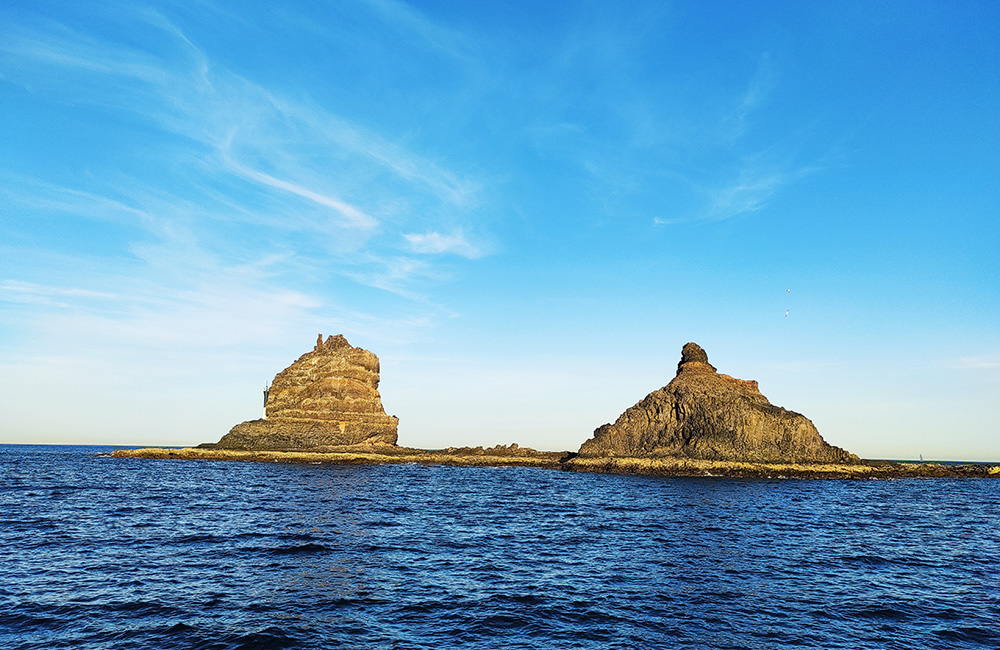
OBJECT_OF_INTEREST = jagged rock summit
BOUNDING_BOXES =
[215,334,399,450]
[578,342,857,463]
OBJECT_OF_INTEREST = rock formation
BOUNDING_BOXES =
[578,342,857,463]
[215,334,398,450]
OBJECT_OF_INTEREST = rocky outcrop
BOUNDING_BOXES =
[215,334,398,450]
[578,342,857,463]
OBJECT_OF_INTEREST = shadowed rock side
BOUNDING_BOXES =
[578,342,858,463]
[214,334,398,450]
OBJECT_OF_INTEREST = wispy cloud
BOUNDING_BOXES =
[404,231,488,258]
[950,356,1000,370]
[650,165,791,226]
[219,144,378,231]
[362,0,473,59]
[518,29,819,228]
[340,254,438,302]
[265,95,482,210]
[1,177,157,229]
[0,4,489,301]
[701,169,784,222]
[0,281,119,308]
[722,52,776,140]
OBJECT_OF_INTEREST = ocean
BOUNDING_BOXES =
[2,444,998,649]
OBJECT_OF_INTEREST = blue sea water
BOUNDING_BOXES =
[1,445,998,649]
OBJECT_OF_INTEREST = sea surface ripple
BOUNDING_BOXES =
[2,444,999,649]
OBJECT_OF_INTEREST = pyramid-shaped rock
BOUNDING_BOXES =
[216,334,398,449]
[578,343,857,463]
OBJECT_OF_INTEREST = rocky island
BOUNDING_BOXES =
[211,334,399,450]
[112,338,999,479]
[577,342,856,463]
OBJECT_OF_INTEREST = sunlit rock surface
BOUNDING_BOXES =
[215,334,398,449]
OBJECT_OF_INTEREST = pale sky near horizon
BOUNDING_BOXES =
[2,1,998,460]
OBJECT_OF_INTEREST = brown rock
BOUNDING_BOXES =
[215,334,398,450]
[578,342,857,463]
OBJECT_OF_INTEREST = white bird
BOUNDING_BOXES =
[785,310,789,317]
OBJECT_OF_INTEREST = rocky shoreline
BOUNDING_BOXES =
[108,446,1000,479]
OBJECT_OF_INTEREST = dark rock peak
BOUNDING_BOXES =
[578,342,858,463]
[678,341,716,372]
[316,333,350,350]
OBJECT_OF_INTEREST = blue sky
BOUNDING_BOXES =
[2,0,998,460]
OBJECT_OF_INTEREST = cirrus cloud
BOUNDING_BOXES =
[403,231,489,259]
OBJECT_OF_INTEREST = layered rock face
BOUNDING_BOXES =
[578,343,857,463]
[216,334,398,450]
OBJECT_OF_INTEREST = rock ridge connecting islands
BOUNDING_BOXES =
[213,334,398,450]
[577,342,858,463]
